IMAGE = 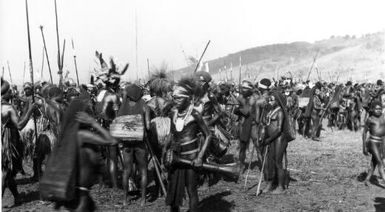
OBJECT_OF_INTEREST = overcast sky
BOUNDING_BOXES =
[1,0,384,85]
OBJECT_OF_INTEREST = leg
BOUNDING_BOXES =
[107,145,118,189]
[134,145,148,207]
[238,140,248,171]
[185,169,199,212]
[272,137,288,194]
[76,148,100,212]
[122,147,134,206]
[3,170,20,206]
[364,155,376,186]
[263,145,274,193]
[311,112,320,141]
[2,170,7,197]
[370,142,385,183]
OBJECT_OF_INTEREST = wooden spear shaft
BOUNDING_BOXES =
[7,61,13,84]
[40,47,44,80]
[25,0,39,153]
[194,40,211,73]
[39,25,53,83]
[54,0,63,86]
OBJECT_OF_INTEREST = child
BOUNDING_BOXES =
[362,100,385,186]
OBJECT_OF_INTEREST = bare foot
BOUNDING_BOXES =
[271,187,285,194]
[140,198,146,207]
[123,196,129,206]
[262,183,273,193]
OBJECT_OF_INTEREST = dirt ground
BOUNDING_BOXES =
[3,124,385,212]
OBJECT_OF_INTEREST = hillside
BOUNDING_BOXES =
[171,32,385,83]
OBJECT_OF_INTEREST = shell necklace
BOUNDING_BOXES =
[173,104,194,132]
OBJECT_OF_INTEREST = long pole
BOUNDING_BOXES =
[71,39,80,86]
[39,25,53,83]
[238,56,242,91]
[135,9,139,81]
[54,0,63,86]
[194,40,211,73]
[7,61,13,84]
[61,39,66,72]
[40,47,45,80]
[147,58,150,78]
[25,0,39,163]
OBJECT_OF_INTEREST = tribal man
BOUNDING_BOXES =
[164,77,212,212]
[235,80,260,171]
[362,100,385,186]
[2,78,37,207]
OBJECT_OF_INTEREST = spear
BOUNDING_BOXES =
[194,40,211,73]
[25,0,39,164]
[147,58,150,79]
[61,39,66,74]
[238,56,242,91]
[71,39,80,86]
[54,0,64,86]
[7,61,13,84]
[40,47,45,80]
[39,25,53,83]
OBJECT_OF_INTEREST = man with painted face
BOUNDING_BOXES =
[165,77,212,212]
[234,80,259,171]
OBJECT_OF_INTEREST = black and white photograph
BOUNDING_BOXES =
[1,0,385,211]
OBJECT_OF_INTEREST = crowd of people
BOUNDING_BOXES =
[1,53,385,211]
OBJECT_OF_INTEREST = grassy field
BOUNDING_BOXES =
[3,123,385,212]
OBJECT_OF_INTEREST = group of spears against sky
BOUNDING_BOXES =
[2,1,385,212]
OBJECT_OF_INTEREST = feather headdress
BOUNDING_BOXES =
[148,71,171,97]
[174,76,203,103]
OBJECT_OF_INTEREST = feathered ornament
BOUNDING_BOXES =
[148,71,171,97]
[93,50,129,92]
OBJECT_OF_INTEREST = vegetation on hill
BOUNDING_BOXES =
[171,31,384,83]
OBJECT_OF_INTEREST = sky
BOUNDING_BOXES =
[1,0,384,85]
